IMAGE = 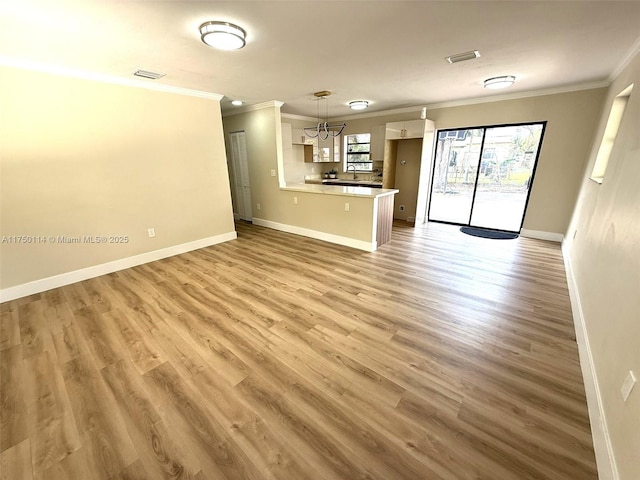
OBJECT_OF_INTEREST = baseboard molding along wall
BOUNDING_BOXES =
[520,229,564,242]
[252,218,376,252]
[562,243,619,480]
[0,231,237,303]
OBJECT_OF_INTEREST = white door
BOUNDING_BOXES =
[229,131,252,221]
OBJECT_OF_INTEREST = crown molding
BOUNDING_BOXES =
[610,34,640,81]
[224,100,285,117]
[281,112,318,122]
[332,105,424,122]
[0,56,223,100]
[424,80,610,111]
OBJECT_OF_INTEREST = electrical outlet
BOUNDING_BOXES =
[311,167,316,173]
[293,196,298,205]
[256,203,261,211]
[270,169,276,177]
[621,370,637,402]
[399,205,405,212]
[344,203,350,212]
[147,228,156,238]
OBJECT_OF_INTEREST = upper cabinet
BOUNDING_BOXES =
[386,120,426,140]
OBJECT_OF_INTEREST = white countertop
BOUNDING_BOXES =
[282,182,399,198]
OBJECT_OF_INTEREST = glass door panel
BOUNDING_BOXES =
[428,128,483,224]
[469,124,544,231]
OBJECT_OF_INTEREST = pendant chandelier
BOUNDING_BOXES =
[303,91,346,140]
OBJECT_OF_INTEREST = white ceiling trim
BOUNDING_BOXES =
[424,80,610,111]
[333,105,424,122]
[610,34,640,81]
[0,56,223,101]
[223,100,285,116]
[281,112,318,122]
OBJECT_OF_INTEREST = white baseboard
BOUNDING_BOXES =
[0,231,237,303]
[252,218,376,252]
[562,244,619,480]
[520,229,564,242]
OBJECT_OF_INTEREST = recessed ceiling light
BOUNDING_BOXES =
[348,100,369,111]
[199,21,246,50]
[484,76,516,89]
[231,100,243,106]
[446,50,480,64]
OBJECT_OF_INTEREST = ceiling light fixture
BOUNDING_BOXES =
[199,21,246,50]
[303,91,346,140]
[348,100,369,111]
[231,100,243,106]
[484,75,516,89]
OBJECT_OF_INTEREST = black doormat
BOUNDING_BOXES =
[460,226,519,240]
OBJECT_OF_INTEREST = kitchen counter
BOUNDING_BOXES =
[283,182,397,198]
[305,178,383,188]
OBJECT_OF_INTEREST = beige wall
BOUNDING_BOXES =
[565,52,640,480]
[0,66,235,290]
[223,107,375,244]
[336,89,605,235]
[393,138,423,221]
[427,89,607,234]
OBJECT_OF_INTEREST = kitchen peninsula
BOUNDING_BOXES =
[278,182,399,250]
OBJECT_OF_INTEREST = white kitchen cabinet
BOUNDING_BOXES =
[386,119,426,139]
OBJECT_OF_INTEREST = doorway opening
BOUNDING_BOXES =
[427,122,546,232]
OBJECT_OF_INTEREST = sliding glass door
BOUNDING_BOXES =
[428,122,545,232]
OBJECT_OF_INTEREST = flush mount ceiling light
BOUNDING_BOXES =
[231,100,243,106]
[484,75,516,89]
[348,100,369,111]
[303,91,346,140]
[199,21,246,50]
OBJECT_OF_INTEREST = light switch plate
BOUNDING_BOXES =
[621,370,637,402]
[270,169,276,177]
[147,228,156,238]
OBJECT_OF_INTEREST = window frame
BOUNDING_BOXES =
[344,133,373,172]
[590,83,633,184]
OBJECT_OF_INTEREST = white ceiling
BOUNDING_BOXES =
[1,0,640,118]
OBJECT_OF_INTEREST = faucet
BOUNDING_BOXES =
[347,164,357,180]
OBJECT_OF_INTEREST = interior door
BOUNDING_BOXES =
[229,131,252,221]
[427,122,545,232]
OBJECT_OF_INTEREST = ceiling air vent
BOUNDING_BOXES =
[133,69,166,80]
[445,50,481,64]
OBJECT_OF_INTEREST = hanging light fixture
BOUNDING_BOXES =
[199,21,246,50]
[348,100,369,111]
[303,91,346,140]
[484,75,516,89]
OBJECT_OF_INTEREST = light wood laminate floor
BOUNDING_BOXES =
[1,221,597,479]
